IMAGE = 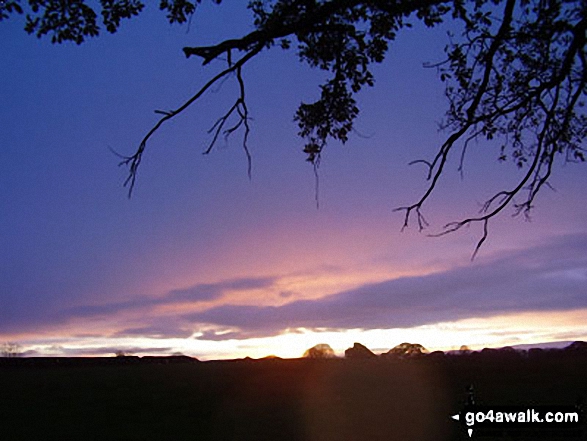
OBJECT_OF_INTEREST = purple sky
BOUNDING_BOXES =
[1,3,586,359]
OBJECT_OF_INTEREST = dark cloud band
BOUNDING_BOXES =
[187,234,587,339]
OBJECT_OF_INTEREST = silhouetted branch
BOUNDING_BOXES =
[428,82,560,258]
[397,0,587,257]
[203,61,252,178]
[182,0,451,64]
[118,45,262,195]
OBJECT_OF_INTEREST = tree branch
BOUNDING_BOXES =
[396,0,587,257]
[117,45,262,196]
[182,0,452,64]
[429,81,561,259]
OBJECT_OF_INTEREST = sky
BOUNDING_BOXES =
[1,2,586,360]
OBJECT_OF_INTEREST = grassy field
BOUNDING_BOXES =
[0,352,585,440]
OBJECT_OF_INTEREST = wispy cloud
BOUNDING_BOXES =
[0,276,278,335]
[195,330,247,341]
[5,235,586,346]
[113,325,194,339]
[58,276,277,319]
[186,234,587,340]
[167,277,276,302]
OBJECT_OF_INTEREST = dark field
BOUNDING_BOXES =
[1,351,585,440]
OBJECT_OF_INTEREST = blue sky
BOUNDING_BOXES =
[1,2,586,359]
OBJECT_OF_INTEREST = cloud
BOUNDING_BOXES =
[195,330,247,341]
[167,276,276,302]
[113,325,194,339]
[0,275,279,336]
[64,346,175,356]
[186,234,587,339]
[62,299,152,318]
[23,346,176,357]
[57,275,278,320]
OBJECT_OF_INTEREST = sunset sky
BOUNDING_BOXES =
[1,2,586,360]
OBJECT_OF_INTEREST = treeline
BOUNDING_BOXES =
[302,341,587,361]
[1,341,585,366]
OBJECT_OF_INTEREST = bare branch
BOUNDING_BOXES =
[428,82,561,258]
[119,45,262,196]
[397,0,587,257]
